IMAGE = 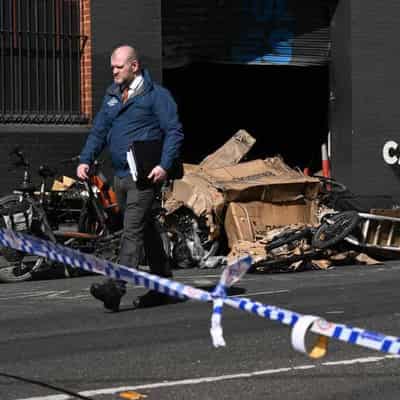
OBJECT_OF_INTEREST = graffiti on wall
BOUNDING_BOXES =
[232,0,294,64]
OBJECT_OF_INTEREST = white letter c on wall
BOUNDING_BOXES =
[383,140,399,165]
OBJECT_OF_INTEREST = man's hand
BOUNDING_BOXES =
[148,165,167,183]
[77,163,90,180]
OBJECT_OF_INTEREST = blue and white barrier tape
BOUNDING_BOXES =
[0,228,212,302]
[209,255,254,347]
[1,227,400,358]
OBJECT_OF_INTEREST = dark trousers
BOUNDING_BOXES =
[114,175,172,278]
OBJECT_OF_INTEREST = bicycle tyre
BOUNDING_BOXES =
[266,227,312,251]
[311,211,360,250]
[315,176,348,194]
[0,194,45,282]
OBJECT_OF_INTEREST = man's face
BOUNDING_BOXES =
[111,50,138,86]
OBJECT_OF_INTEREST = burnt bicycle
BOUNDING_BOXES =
[0,147,123,282]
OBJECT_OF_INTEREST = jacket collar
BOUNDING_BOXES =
[106,68,153,97]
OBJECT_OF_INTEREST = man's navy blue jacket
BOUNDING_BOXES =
[80,69,184,177]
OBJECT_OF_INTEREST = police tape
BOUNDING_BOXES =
[1,227,399,359]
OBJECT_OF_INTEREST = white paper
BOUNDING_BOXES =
[127,149,137,181]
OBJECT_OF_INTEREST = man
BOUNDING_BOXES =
[77,45,184,312]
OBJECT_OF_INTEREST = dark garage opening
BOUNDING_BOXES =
[163,63,329,173]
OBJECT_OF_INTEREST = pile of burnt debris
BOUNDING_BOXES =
[163,130,400,272]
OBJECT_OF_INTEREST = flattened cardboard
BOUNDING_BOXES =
[203,158,321,202]
[228,240,266,263]
[166,133,320,245]
[182,163,200,175]
[165,175,225,237]
[169,176,225,217]
[199,129,256,170]
[51,176,76,191]
[224,200,318,248]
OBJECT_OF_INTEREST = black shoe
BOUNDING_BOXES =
[132,290,170,309]
[90,280,126,312]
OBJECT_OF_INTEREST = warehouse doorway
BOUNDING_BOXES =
[163,63,329,173]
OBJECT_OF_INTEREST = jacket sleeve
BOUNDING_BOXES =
[153,87,184,171]
[79,98,110,165]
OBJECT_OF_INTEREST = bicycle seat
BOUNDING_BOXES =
[39,165,57,179]
[18,182,37,193]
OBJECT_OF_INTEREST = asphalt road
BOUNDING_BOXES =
[1,262,400,400]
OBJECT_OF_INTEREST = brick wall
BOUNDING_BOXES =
[80,0,93,121]
[0,1,162,197]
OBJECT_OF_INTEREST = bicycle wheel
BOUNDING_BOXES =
[0,194,45,282]
[266,227,312,251]
[315,176,348,194]
[165,207,219,268]
[312,211,360,250]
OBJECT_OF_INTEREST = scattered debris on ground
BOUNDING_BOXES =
[164,130,400,272]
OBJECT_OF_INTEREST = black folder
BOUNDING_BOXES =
[129,139,162,181]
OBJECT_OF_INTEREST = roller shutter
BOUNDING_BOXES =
[163,0,337,68]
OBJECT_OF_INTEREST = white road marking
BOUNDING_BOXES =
[325,310,344,315]
[53,295,91,300]
[0,284,289,303]
[15,355,400,400]
[0,291,62,300]
[233,289,289,297]
[45,291,70,298]
[192,279,216,286]
[322,356,390,366]
[190,278,266,287]
[183,274,258,282]
[293,365,316,370]
[0,290,49,296]
[0,290,92,301]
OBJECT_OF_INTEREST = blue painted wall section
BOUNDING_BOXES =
[232,0,294,64]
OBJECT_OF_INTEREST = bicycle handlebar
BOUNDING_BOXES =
[59,155,81,164]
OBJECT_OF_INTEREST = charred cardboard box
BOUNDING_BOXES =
[219,159,320,261]
[165,130,321,256]
[165,130,392,269]
[224,200,319,249]
[164,129,257,238]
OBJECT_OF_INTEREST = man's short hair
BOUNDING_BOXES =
[111,45,140,64]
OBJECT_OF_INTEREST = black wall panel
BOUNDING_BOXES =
[330,0,400,201]
[350,0,400,199]
[0,126,90,196]
[330,0,352,185]
[91,0,162,113]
